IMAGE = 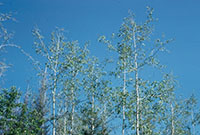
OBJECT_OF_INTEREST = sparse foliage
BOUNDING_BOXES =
[1,6,200,135]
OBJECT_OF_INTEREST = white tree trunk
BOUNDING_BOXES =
[70,88,74,135]
[52,36,60,135]
[42,66,47,135]
[52,88,56,135]
[63,101,67,135]
[133,26,140,135]
[92,91,95,134]
[122,70,126,135]
[171,103,174,135]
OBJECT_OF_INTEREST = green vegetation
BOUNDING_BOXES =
[1,7,200,135]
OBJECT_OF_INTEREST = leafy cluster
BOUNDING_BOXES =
[0,87,47,135]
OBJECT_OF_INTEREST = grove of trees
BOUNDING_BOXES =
[1,6,200,135]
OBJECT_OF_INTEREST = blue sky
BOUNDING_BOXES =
[1,0,200,98]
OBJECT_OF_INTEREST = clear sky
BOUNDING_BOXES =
[1,0,200,98]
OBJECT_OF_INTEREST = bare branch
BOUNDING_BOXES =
[0,43,41,71]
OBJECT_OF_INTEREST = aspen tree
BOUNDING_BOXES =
[33,28,65,135]
[80,55,112,134]
[61,41,88,134]
[99,7,172,134]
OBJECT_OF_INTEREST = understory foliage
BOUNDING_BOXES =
[1,7,200,135]
[0,87,47,135]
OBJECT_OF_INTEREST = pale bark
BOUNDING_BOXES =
[133,26,140,135]
[63,101,67,135]
[52,70,56,135]
[52,36,60,135]
[70,71,77,135]
[41,66,47,135]
[171,103,174,135]
[92,91,95,134]
[70,88,74,135]
[91,79,97,134]
[122,70,126,135]
[191,109,195,135]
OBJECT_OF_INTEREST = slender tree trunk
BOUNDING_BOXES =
[92,78,98,134]
[70,71,77,135]
[52,72,57,135]
[52,37,60,135]
[70,88,74,135]
[191,109,195,135]
[122,69,126,135]
[171,103,174,135]
[42,66,47,135]
[63,100,67,135]
[133,27,140,135]
[92,91,95,134]
[135,61,139,135]
[102,99,107,135]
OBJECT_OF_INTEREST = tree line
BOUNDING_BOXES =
[1,7,200,135]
